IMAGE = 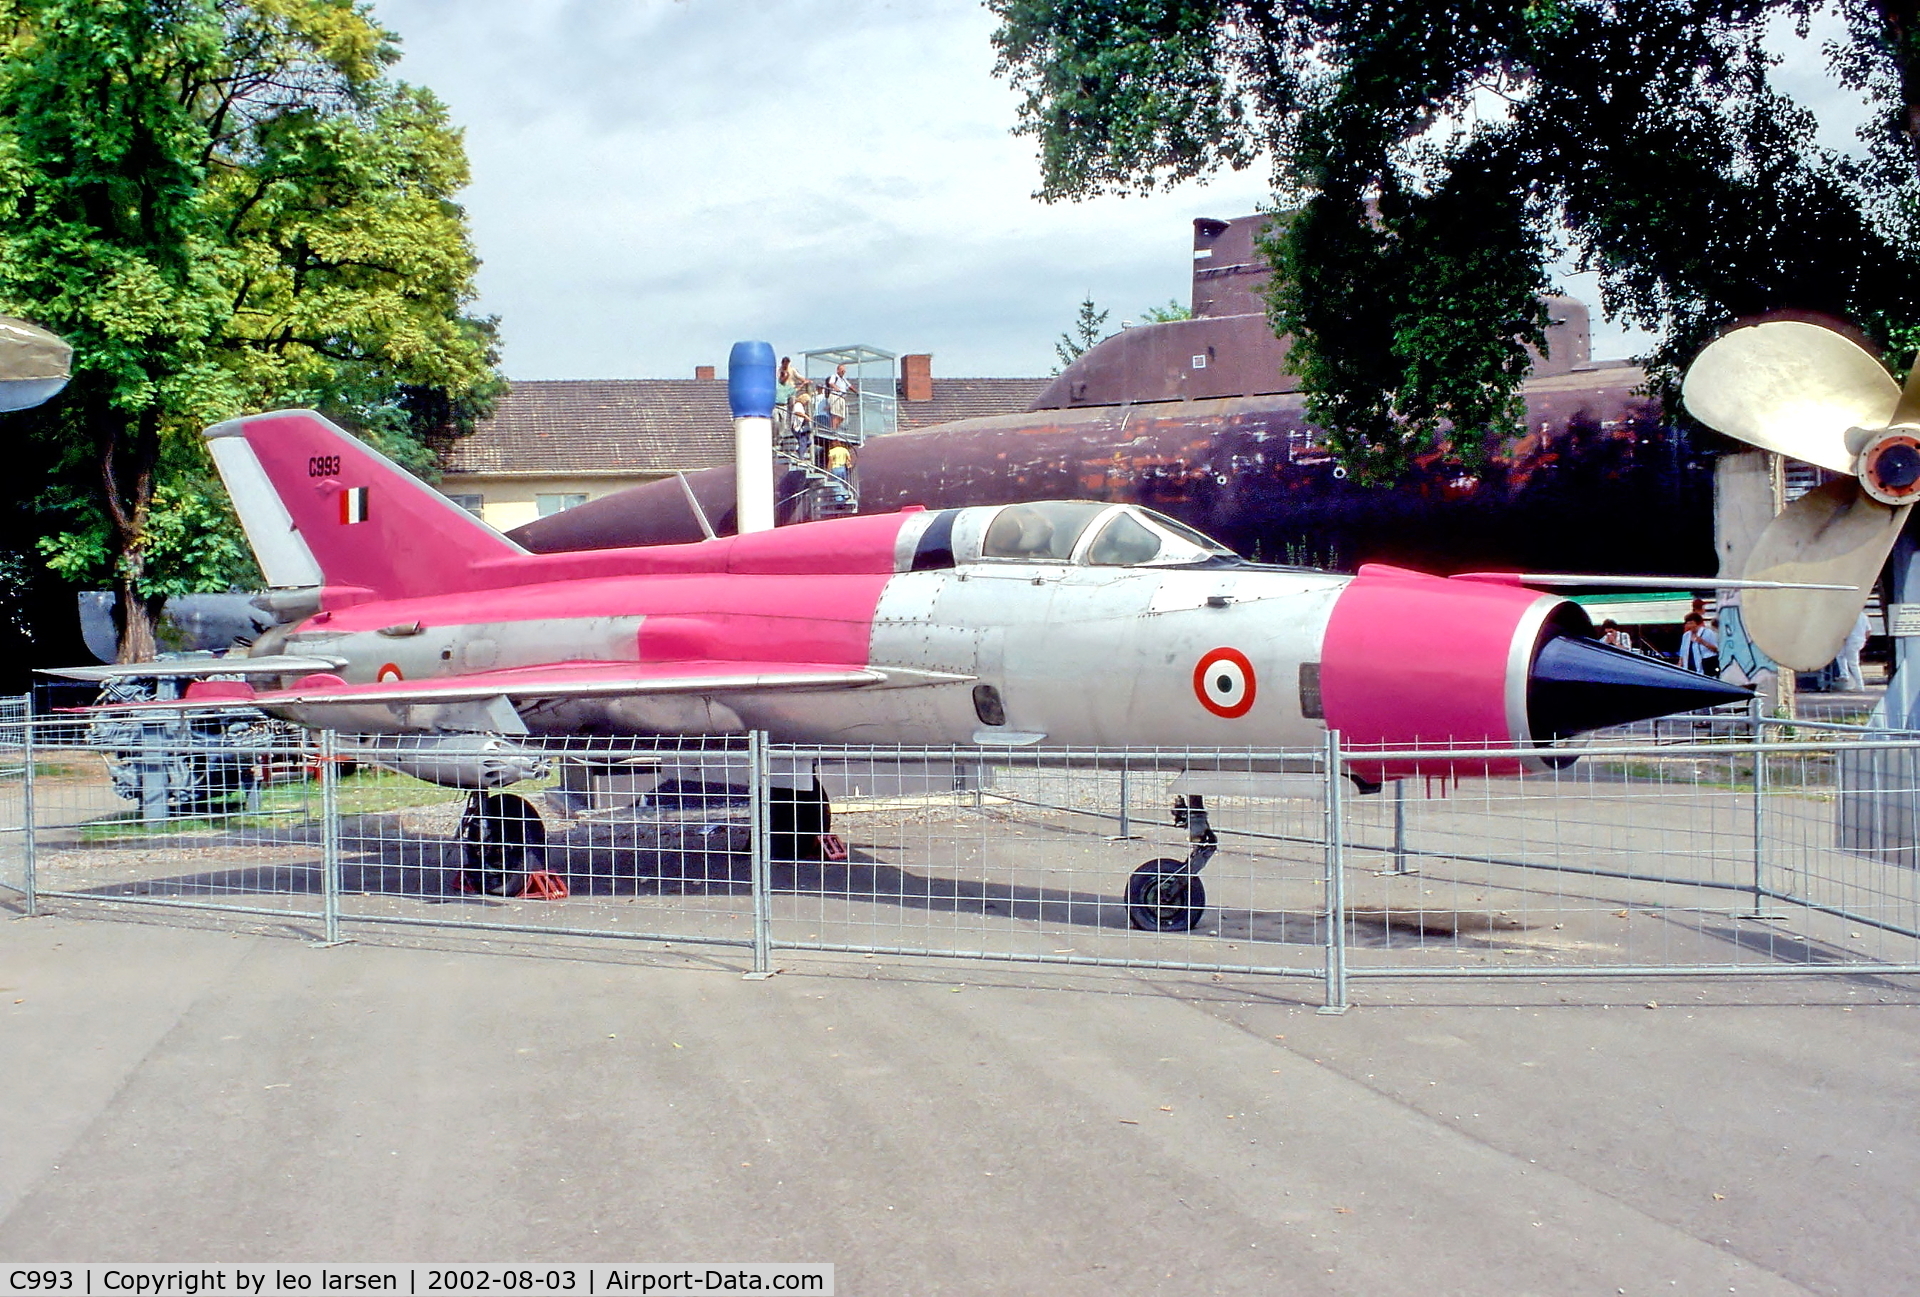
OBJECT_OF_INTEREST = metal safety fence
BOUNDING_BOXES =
[5,713,1920,1008]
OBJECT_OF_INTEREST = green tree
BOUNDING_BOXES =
[1139,298,1191,323]
[0,0,500,664]
[1054,295,1112,371]
[992,1,1920,480]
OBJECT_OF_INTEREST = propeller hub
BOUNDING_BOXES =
[1858,427,1920,505]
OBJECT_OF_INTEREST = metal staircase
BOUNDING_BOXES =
[777,437,857,519]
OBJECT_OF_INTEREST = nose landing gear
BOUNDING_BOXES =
[1127,795,1216,932]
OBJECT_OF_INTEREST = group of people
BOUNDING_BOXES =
[1599,599,1872,691]
[774,356,856,500]
[1597,599,1723,675]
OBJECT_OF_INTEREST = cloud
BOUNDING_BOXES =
[371,0,1879,380]
[373,0,1271,379]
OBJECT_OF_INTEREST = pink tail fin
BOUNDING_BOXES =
[205,409,523,603]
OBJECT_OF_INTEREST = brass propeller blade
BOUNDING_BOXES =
[1740,479,1908,670]
[0,316,70,413]
[1681,320,1901,474]
[1894,351,1920,428]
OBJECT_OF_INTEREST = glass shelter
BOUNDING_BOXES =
[779,344,897,521]
[802,344,897,445]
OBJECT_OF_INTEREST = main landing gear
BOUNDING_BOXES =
[1127,795,1216,932]
[768,779,833,862]
[460,791,547,897]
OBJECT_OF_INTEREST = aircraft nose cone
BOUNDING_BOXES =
[1528,633,1751,740]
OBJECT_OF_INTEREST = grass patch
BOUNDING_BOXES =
[0,758,105,779]
[78,766,469,840]
[1583,755,1842,797]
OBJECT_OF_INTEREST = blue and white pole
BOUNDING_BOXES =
[728,340,777,534]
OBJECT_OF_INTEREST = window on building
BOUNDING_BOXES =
[445,493,484,516]
[536,493,588,517]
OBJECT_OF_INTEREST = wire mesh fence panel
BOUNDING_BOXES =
[0,720,26,898]
[18,715,327,920]
[766,745,1329,978]
[19,710,1920,992]
[1784,740,1920,963]
[333,734,760,954]
[1337,734,1920,979]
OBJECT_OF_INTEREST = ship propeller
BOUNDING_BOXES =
[1681,320,1920,670]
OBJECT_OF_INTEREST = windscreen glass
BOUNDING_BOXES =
[981,501,1109,561]
[1086,510,1163,565]
[1140,509,1235,555]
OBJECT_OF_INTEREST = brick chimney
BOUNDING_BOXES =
[901,353,932,402]
[694,365,716,380]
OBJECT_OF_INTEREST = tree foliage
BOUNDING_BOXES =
[0,0,501,662]
[992,1,1920,479]
[1139,297,1192,322]
[1054,295,1112,370]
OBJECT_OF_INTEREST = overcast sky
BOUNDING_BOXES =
[369,0,1867,382]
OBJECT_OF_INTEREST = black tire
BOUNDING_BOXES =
[1127,858,1207,932]
[768,779,831,862]
[461,791,547,897]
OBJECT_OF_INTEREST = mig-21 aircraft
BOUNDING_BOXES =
[49,393,1766,926]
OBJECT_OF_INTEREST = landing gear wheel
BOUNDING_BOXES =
[1127,858,1207,932]
[768,779,832,863]
[461,791,547,897]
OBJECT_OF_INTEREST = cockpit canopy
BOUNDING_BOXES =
[972,501,1235,567]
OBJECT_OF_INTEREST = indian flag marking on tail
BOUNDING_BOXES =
[341,486,369,524]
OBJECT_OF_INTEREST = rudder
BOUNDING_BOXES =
[206,409,523,603]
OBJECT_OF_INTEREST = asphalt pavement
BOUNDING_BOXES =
[2,902,1916,1295]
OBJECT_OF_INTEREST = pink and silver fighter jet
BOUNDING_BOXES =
[162,407,1745,752]
[53,403,1750,925]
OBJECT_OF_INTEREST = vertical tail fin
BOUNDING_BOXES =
[206,409,524,603]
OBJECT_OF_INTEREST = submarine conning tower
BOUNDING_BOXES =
[1028,214,1592,412]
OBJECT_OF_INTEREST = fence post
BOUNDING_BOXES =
[1320,728,1349,1014]
[1113,759,1136,840]
[1388,776,1411,874]
[22,711,37,918]
[1749,694,1770,914]
[748,732,773,975]
[319,729,341,944]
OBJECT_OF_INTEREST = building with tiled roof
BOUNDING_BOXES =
[439,357,1047,531]
[897,377,1052,431]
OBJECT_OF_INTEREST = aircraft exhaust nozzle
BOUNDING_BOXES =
[1323,564,1751,778]
[1526,633,1750,741]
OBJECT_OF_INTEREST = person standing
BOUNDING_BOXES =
[1838,610,1870,691]
[826,440,854,502]
[1679,612,1719,675]
[790,381,816,463]
[824,362,852,434]
[774,356,797,446]
[1599,618,1632,651]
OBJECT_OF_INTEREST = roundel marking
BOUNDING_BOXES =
[377,662,404,682]
[1193,647,1256,719]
